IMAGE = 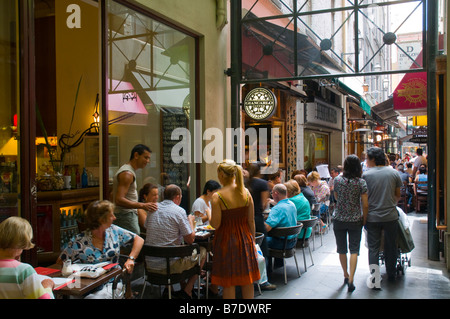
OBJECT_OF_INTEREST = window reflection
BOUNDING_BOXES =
[107,1,196,211]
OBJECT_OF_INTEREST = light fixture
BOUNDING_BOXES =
[91,94,100,134]
[59,94,100,154]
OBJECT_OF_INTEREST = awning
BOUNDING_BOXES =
[393,71,427,117]
[335,78,372,115]
[371,97,400,128]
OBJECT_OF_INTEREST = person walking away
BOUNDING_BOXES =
[333,155,368,292]
[210,160,260,299]
[363,147,402,287]
[113,144,157,234]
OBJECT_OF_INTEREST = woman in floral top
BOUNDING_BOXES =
[307,171,330,230]
[333,155,368,292]
[57,200,144,298]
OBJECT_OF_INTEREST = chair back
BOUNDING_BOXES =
[268,224,303,239]
[268,224,303,252]
[255,232,265,246]
[415,180,428,194]
[141,244,199,259]
[141,243,201,286]
[297,216,318,240]
[298,216,318,229]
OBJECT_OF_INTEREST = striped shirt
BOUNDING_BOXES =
[0,259,54,299]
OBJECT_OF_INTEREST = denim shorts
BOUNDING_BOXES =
[333,220,363,255]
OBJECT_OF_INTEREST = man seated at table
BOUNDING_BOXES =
[145,184,206,299]
[264,184,298,271]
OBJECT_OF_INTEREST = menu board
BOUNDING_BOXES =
[161,113,189,192]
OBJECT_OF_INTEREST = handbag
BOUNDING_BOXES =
[397,219,415,253]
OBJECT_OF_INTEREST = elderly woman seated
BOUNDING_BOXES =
[307,171,330,231]
[57,200,144,299]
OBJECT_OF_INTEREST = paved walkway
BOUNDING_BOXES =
[133,212,450,300]
[256,212,450,299]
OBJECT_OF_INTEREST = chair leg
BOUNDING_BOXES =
[302,247,307,272]
[308,244,314,266]
[283,259,287,284]
[294,253,301,278]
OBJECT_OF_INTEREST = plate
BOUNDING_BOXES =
[197,225,215,232]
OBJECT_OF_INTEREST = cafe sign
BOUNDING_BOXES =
[410,127,427,143]
[244,88,277,121]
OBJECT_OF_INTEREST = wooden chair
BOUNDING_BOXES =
[267,224,303,284]
[140,243,201,299]
[414,180,428,212]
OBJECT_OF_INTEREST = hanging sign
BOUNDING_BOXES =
[244,88,277,120]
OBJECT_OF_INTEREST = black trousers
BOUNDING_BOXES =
[366,220,399,278]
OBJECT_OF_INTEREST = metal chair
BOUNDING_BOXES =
[267,224,303,284]
[297,217,318,272]
[255,232,265,246]
[140,243,201,299]
[311,204,323,249]
[254,232,265,295]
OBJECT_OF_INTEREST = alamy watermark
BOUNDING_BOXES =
[169,121,280,174]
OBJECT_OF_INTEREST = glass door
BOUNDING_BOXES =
[0,1,20,222]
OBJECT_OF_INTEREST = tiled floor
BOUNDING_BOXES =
[133,212,450,300]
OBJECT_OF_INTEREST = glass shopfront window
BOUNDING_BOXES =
[304,130,329,172]
[107,1,197,211]
[0,1,19,222]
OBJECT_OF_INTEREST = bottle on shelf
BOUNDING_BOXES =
[82,168,88,188]
[76,168,81,189]
[70,167,76,189]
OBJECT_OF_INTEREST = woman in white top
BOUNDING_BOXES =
[191,180,221,225]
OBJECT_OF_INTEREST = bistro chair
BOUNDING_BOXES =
[297,217,318,272]
[254,232,265,296]
[414,180,428,212]
[140,243,201,299]
[311,204,323,249]
[267,224,303,284]
[255,232,265,246]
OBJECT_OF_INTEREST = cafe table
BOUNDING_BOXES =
[44,264,124,298]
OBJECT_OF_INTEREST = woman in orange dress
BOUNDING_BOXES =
[210,159,260,299]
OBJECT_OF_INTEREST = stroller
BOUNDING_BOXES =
[379,207,414,276]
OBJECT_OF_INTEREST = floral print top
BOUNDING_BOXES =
[59,225,135,264]
[333,175,368,222]
[310,180,330,203]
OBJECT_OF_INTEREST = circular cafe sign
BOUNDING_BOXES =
[244,88,277,120]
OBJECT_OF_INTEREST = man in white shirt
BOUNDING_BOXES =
[412,148,427,178]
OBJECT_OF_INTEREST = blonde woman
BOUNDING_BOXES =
[210,159,260,299]
[0,217,54,299]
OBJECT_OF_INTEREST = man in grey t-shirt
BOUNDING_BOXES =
[363,147,402,286]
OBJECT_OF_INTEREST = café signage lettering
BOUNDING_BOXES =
[305,100,343,131]
[244,88,277,121]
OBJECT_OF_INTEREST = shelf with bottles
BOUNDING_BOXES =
[0,157,18,194]
[60,205,84,249]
